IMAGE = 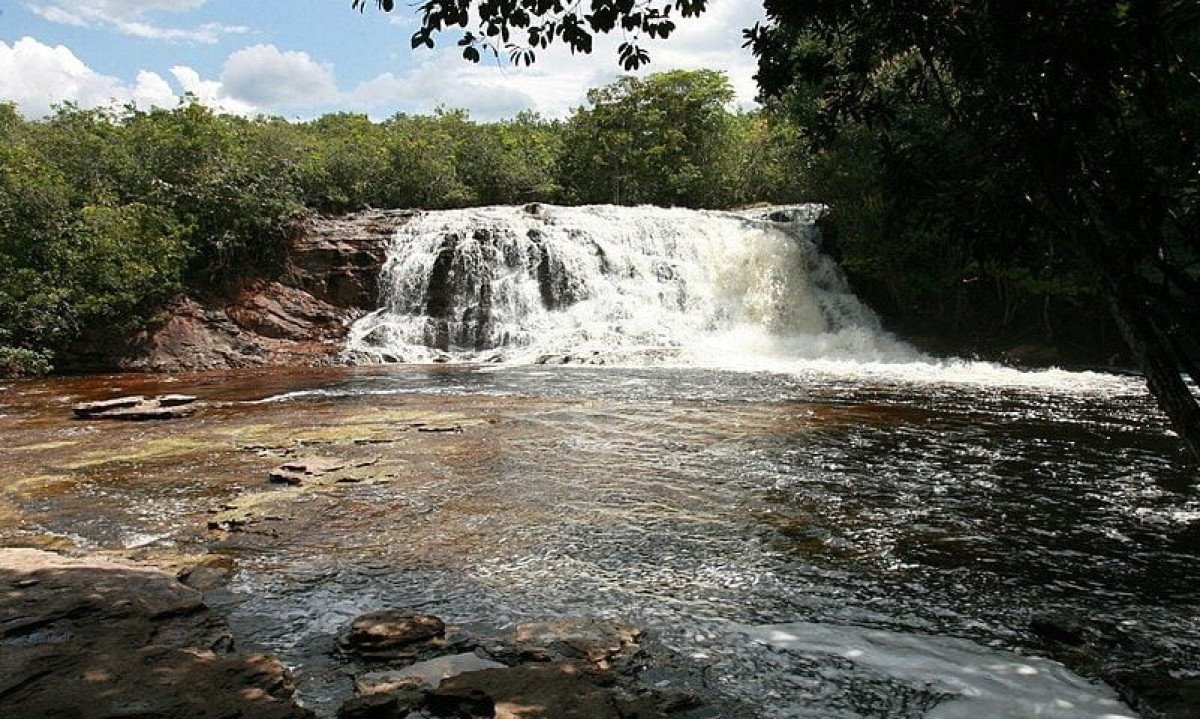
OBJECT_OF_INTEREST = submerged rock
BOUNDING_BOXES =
[357,653,508,693]
[1112,673,1200,719]
[269,456,348,485]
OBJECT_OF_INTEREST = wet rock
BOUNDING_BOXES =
[338,692,406,719]
[270,468,308,486]
[359,653,508,693]
[157,393,198,406]
[343,609,447,659]
[424,687,495,718]
[436,664,627,719]
[0,548,311,719]
[71,395,147,415]
[1030,612,1091,647]
[416,424,463,433]
[1112,672,1200,719]
[356,672,432,696]
[506,618,644,669]
[178,554,236,591]
[73,393,199,420]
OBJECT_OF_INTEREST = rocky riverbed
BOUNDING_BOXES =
[1,364,1197,718]
[0,367,725,717]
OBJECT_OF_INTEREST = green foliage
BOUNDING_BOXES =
[749,0,1200,456]
[562,70,734,207]
[749,2,1199,355]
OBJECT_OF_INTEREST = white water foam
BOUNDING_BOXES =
[740,623,1136,719]
[347,204,907,360]
[344,204,1142,396]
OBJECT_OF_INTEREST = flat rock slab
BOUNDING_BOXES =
[71,395,147,415]
[439,663,671,719]
[357,653,507,694]
[0,548,312,719]
[73,393,199,421]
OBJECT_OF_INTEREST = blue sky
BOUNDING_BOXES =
[0,0,765,120]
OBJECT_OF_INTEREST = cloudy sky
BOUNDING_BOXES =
[0,0,766,120]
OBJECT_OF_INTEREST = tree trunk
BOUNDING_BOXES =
[1103,271,1200,463]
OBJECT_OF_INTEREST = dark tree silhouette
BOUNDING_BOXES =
[747,0,1200,462]
[353,0,708,69]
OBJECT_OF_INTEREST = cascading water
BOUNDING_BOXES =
[345,204,918,365]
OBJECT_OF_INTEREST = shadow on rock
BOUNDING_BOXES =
[0,548,312,719]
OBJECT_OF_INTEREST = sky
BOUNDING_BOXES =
[0,0,766,120]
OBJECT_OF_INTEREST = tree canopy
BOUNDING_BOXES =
[352,0,708,69]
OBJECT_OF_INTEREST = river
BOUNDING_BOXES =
[2,360,1195,717]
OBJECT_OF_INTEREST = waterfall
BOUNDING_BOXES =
[344,204,916,365]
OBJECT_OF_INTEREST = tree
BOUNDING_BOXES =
[560,70,735,207]
[747,1,1200,462]
[353,0,708,69]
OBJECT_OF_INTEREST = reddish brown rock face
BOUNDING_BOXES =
[120,209,413,373]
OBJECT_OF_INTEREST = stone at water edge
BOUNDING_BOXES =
[72,393,200,421]
[356,653,508,694]
[342,609,447,659]
[505,618,644,669]
[0,548,312,719]
[337,693,406,719]
[177,554,236,591]
[72,395,147,416]
[156,393,198,406]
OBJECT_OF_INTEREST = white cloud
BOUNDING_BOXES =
[27,5,89,27]
[219,45,338,108]
[353,62,546,119]
[0,36,169,116]
[27,0,248,44]
[170,65,255,115]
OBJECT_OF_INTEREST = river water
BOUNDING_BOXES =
[229,360,1195,718]
[3,358,1197,717]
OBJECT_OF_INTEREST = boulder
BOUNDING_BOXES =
[342,609,447,659]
